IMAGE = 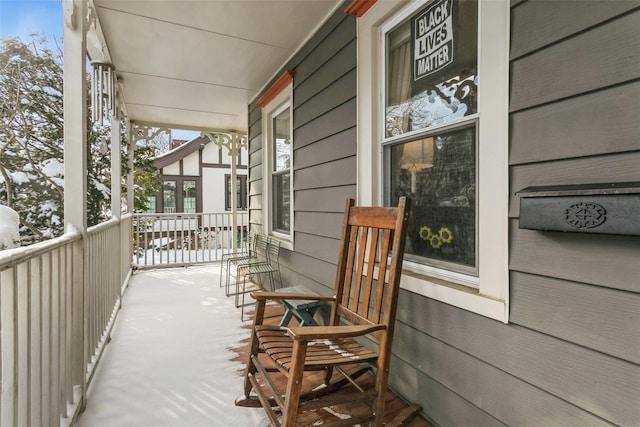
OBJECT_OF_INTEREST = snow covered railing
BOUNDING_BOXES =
[132,211,249,268]
[0,229,84,427]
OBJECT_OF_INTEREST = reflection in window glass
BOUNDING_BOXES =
[272,107,291,233]
[145,196,156,213]
[273,172,290,232]
[163,181,176,213]
[183,180,196,213]
[385,0,477,138]
[273,109,291,171]
[389,125,476,272]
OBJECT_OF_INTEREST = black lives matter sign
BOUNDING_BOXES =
[412,0,454,81]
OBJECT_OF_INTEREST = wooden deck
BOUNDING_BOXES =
[232,303,434,427]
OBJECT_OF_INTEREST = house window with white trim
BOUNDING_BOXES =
[262,81,294,249]
[385,0,478,276]
[358,0,509,321]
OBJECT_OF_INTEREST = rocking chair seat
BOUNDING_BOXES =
[255,325,379,371]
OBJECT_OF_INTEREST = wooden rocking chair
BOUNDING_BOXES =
[236,197,416,426]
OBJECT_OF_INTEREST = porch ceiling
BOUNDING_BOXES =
[90,0,342,132]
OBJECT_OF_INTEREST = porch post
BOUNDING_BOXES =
[62,0,87,411]
[126,117,134,213]
[111,116,121,219]
[230,134,239,251]
[201,131,247,253]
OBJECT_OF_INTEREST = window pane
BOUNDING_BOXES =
[389,125,476,271]
[145,196,156,213]
[273,171,290,233]
[236,177,243,209]
[163,181,176,213]
[385,0,477,138]
[273,108,291,172]
[183,180,196,213]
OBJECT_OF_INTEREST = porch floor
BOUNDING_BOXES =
[74,264,431,427]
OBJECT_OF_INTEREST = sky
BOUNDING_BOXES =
[0,0,198,141]
[0,0,62,42]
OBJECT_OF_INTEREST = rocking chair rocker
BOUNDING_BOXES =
[236,197,417,426]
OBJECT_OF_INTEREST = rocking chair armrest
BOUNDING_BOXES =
[286,324,386,341]
[251,291,335,302]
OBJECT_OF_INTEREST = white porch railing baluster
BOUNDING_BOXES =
[131,211,248,268]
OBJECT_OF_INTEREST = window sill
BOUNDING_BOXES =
[270,232,293,251]
[399,268,508,323]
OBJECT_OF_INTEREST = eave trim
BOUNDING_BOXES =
[345,0,378,17]
[256,70,295,108]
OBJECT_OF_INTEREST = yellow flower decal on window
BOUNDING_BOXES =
[430,235,443,248]
[419,226,433,240]
[419,225,454,248]
[439,227,453,243]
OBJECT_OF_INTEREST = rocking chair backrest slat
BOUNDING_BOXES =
[373,228,392,324]
[361,227,379,319]
[350,227,369,313]
[338,225,359,310]
[330,198,411,332]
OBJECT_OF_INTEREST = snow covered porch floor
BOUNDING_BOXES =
[74,264,270,427]
[73,264,432,427]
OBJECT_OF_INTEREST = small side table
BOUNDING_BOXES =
[276,285,327,327]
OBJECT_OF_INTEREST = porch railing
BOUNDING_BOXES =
[85,215,132,384]
[0,215,132,427]
[0,228,83,427]
[132,211,249,268]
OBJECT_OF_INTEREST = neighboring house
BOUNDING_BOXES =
[151,135,248,214]
[247,2,639,426]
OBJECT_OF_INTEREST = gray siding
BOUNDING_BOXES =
[247,4,356,294]
[247,1,640,426]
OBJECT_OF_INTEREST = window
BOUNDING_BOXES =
[261,80,294,249]
[272,107,291,234]
[183,180,197,213]
[225,175,248,210]
[163,180,177,213]
[357,0,509,321]
[161,178,199,213]
[145,196,156,213]
[384,0,478,277]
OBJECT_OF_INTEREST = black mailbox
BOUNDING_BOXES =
[517,182,640,236]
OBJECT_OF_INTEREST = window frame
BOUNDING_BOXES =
[261,83,294,250]
[159,176,201,214]
[357,0,510,322]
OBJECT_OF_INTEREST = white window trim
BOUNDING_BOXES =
[262,83,294,250]
[357,0,509,323]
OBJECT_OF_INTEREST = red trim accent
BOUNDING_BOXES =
[345,0,377,17]
[256,70,295,108]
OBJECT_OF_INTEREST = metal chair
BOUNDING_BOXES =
[236,238,282,321]
[219,231,256,291]
[226,233,269,298]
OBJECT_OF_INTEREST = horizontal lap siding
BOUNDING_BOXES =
[248,2,640,426]
[506,1,640,426]
[385,2,640,425]
[510,9,640,111]
[397,293,639,426]
[247,5,356,289]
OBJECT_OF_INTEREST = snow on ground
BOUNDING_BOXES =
[75,265,270,427]
[0,205,21,249]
